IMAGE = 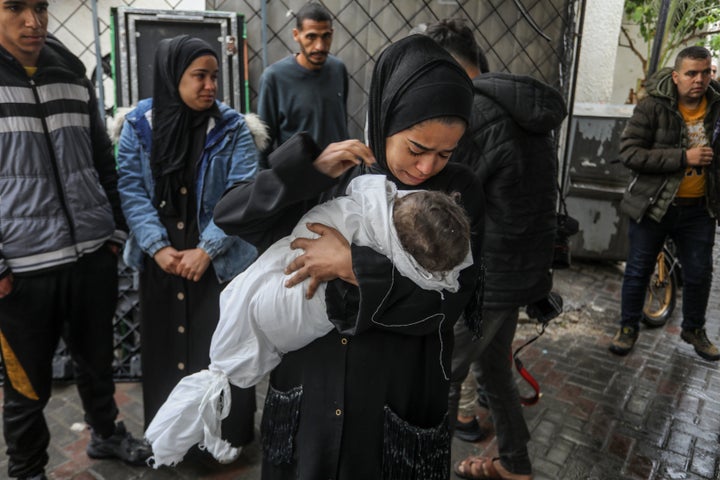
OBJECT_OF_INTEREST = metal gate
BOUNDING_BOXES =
[31,0,583,380]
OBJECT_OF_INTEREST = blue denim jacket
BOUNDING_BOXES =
[117,99,258,282]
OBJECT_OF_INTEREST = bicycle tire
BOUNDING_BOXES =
[642,251,677,327]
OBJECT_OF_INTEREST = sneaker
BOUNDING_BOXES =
[609,326,638,355]
[680,328,720,361]
[454,417,487,442]
[86,421,152,466]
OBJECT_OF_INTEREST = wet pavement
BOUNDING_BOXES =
[2,236,720,480]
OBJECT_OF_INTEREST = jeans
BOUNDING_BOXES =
[449,309,532,475]
[621,204,716,330]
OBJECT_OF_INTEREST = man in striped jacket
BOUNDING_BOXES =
[0,2,150,479]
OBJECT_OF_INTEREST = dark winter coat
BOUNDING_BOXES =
[0,35,126,275]
[619,67,720,223]
[214,133,483,480]
[454,72,567,309]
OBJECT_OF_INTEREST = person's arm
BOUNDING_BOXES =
[179,118,260,282]
[256,71,279,169]
[116,120,172,259]
[197,119,259,260]
[214,133,373,251]
[87,79,128,244]
[619,101,687,174]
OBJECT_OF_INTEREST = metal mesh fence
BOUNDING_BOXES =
[18,0,582,380]
[210,0,581,140]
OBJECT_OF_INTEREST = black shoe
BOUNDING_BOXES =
[454,417,487,442]
[681,328,720,361]
[86,421,152,467]
[609,326,638,356]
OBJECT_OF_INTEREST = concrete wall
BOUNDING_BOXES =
[611,22,647,104]
[575,0,625,104]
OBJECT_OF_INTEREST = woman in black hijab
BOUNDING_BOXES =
[116,35,260,457]
[215,34,483,479]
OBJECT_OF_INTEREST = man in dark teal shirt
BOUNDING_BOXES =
[256,2,349,168]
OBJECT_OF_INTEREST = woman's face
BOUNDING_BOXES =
[385,119,466,186]
[178,54,218,111]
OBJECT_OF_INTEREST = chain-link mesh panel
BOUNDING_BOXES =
[208,0,581,140]
[18,0,581,380]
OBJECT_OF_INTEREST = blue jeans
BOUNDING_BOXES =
[621,204,716,330]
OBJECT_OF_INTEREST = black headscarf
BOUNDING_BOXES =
[151,35,219,214]
[367,34,473,182]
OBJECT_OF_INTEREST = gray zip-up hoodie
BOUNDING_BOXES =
[0,35,126,276]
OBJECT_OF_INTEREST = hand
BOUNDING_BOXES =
[313,140,376,178]
[0,274,13,299]
[153,246,182,275]
[176,248,212,282]
[106,242,121,256]
[685,147,714,167]
[285,223,357,299]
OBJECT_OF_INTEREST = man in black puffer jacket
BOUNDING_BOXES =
[610,46,720,361]
[425,19,566,480]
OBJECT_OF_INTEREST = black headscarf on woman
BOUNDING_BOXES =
[366,34,473,184]
[151,35,219,215]
[365,35,483,337]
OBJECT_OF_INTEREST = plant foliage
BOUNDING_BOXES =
[621,0,720,78]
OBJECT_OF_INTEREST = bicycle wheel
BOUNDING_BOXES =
[642,250,677,327]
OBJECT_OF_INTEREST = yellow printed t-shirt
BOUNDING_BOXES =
[676,97,707,198]
[24,66,37,77]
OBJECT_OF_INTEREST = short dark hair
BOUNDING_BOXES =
[296,2,332,29]
[393,190,471,273]
[674,46,711,71]
[424,18,489,74]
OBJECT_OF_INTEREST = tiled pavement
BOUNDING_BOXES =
[2,242,720,479]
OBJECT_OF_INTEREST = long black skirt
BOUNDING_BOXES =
[139,257,255,446]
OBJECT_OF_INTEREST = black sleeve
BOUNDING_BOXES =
[619,100,685,174]
[324,245,479,336]
[213,133,336,251]
[87,79,128,233]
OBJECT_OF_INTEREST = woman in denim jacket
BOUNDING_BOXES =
[116,35,263,454]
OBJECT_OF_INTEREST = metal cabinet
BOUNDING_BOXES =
[111,7,248,112]
[564,103,635,261]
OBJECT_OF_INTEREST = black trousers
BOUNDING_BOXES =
[0,247,119,478]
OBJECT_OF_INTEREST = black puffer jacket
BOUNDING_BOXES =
[453,73,567,309]
[619,67,720,223]
[0,35,126,275]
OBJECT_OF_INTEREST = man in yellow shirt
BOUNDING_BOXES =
[611,46,720,361]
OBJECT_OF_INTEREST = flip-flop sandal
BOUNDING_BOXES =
[453,456,501,479]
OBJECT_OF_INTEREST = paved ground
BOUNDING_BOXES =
[2,240,720,479]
